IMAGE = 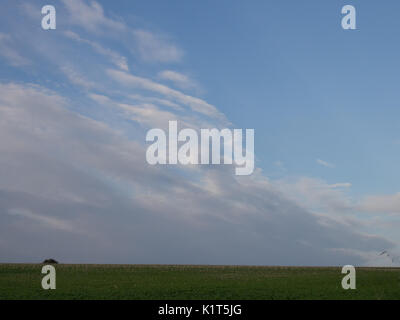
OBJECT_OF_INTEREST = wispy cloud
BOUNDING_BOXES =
[127,94,183,111]
[316,158,335,168]
[107,69,227,121]
[8,208,81,234]
[61,0,125,33]
[359,192,400,214]
[60,65,97,89]
[158,70,197,90]
[88,93,197,129]
[0,33,30,66]
[330,183,352,188]
[64,31,129,71]
[133,30,184,63]
[276,177,353,214]
[117,102,184,129]
[62,1,183,64]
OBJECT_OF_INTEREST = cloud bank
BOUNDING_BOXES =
[0,0,397,266]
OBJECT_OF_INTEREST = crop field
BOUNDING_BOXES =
[0,264,399,300]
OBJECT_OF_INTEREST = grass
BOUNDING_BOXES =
[0,264,400,300]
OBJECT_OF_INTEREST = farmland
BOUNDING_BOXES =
[0,264,399,300]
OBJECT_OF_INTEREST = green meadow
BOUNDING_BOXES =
[0,264,399,300]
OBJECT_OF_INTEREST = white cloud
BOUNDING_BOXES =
[88,92,113,105]
[62,1,182,63]
[88,93,198,129]
[0,33,30,66]
[133,30,184,63]
[275,177,353,214]
[316,158,335,168]
[359,192,400,214]
[0,82,392,265]
[60,65,97,89]
[8,208,81,234]
[107,69,227,122]
[330,183,352,188]
[127,94,183,111]
[117,102,183,129]
[64,31,129,71]
[61,0,125,33]
[158,70,197,90]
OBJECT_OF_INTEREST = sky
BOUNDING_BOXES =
[0,0,400,266]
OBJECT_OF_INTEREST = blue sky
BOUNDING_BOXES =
[0,0,400,266]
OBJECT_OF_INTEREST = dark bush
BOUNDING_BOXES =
[43,259,58,264]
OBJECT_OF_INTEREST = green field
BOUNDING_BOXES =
[0,264,399,300]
